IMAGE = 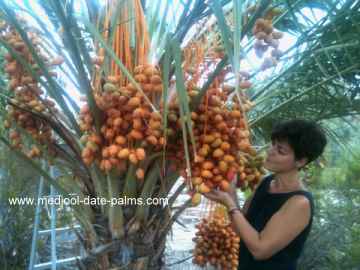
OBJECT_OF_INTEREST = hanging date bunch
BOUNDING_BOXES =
[80,64,165,175]
[193,206,240,270]
[236,153,266,191]
[166,83,257,196]
[165,38,264,206]
[0,16,62,158]
[252,7,284,70]
[79,0,166,180]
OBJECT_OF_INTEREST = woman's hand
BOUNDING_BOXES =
[203,189,237,209]
[227,180,238,202]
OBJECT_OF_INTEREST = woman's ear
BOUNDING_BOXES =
[295,158,308,169]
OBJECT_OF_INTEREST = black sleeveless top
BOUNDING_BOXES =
[238,174,314,270]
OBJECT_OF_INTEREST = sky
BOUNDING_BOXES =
[9,1,326,110]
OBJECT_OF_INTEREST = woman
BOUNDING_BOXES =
[204,119,327,270]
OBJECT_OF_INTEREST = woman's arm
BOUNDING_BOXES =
[228,195,311,260]
[205,192,311,260]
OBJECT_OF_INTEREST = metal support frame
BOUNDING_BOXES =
[31,257,81,270]
[50,165,57,270]
[28,167,45,270]
[28,164,81,270]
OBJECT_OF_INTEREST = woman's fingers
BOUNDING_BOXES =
[203,190,229,204]
[228,183,237,199]
[202,190,216,198]
[202,190,220,201]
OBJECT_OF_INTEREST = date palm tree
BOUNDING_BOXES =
[0,0,359,269]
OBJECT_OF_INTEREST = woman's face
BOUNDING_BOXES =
[264,140,297,173]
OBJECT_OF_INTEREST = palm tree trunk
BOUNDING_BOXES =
[79,229,168,270]
[76,177,174,270]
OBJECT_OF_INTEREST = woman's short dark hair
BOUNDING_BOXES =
[271,119,327,164]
